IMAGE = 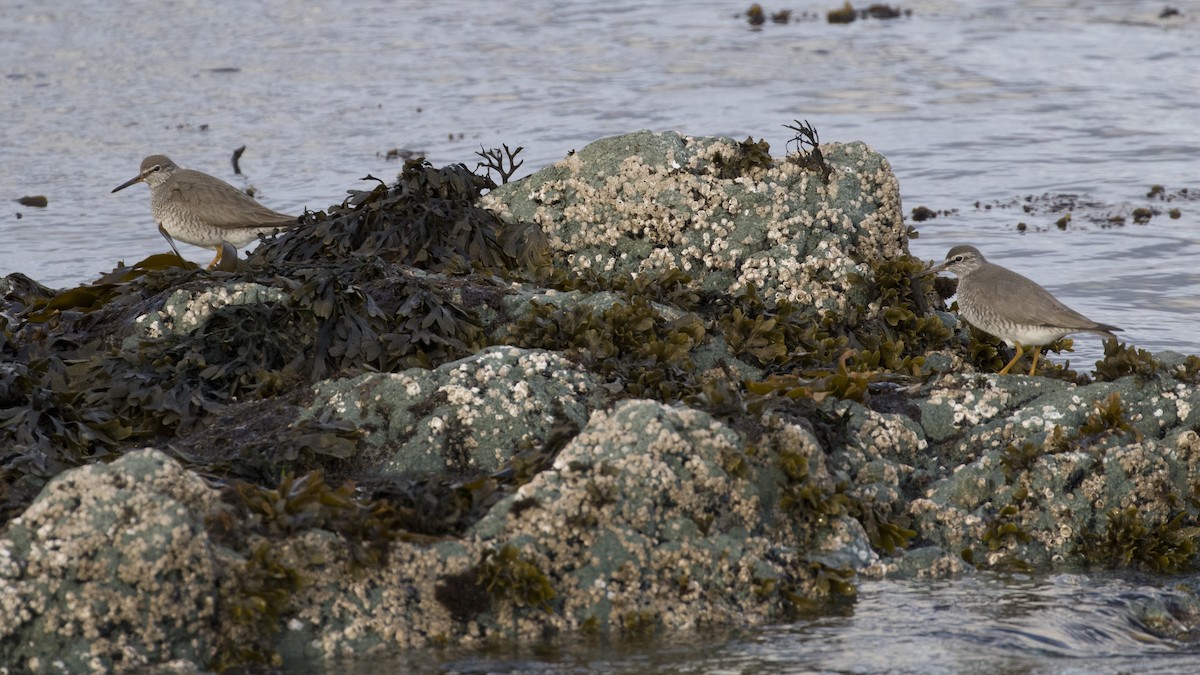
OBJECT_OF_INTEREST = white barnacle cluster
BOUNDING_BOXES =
[515,349,593,395]
[929,386,1007,429]
[131,314,166,340]
[324,390,357,417]
[908,497,983,536]
[134,282,287,340]
[1159,382,1193,426]
[439,384,480,424]
[385,371,422,398]
[1175,430,1200,476]
[728,255,780,295]
[1113,442,1166,486]
[642,246,681,272]
[859,411,928,457]
[1013,404,1067,434]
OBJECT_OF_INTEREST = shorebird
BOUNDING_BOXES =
[921,245,1121,375]
[112,154,296,268]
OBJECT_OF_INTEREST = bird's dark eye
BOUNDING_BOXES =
[150,165,161,173]
[953,255,963,262]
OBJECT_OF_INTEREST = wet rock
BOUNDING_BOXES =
[0,449,222,672]
[15,196,48,208]
[462,399,866,635]
[483,130,907,322]
[304,346,603,475]
[5,130,1200,670]
[124,281,289,347]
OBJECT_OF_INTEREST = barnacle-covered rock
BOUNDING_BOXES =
[462,400,866,634]
[907,366,1200,572]
[0,449,222,672]
[305,346,603,475]
[124,281,289,345]
[483,130,907,321]
[8,130,1200,671]
[274,399,866,660]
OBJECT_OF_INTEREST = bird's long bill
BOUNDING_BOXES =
[111,173,145,193]
[918,261,949,277]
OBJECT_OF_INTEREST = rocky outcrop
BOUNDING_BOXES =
[303,346,602,475]
[3,131,1199,671]
[481,130,907,315]
[0,450,222,672]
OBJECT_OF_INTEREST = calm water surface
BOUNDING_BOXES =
[5,0,1200,671]
[317,572,1200,674]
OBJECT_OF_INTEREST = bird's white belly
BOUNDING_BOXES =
[155,211,266,249]
[961,313,1072,347]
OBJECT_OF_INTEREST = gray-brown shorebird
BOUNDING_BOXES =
[921,245,1121,375]
[112,154,296,269]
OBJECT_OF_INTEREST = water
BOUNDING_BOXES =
[316,572,1200,674]
[4,0,1200,670]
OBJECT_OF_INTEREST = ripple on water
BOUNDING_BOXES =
[287,572,1200,674]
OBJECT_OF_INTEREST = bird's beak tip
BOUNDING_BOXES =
[111,177,141,193]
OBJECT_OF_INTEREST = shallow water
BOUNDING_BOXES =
[306,572,1200,674]
[5,0,1200,670]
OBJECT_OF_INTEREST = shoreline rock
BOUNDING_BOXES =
[3,130,1200,671]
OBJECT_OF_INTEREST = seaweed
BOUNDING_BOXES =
[744,351,874,405]
[545,267,701,311]
[212,542,308,671]
[775,562,857,618]
[1093,339,1160,383]
[476,143,525,185]
[982,502,1033,552]
[505,296,706,402]
[711,136,773,179]
[719,283,848,371]
[1077,392,1142,444]
[783,120,832,183]
[777,447,848,521]
[809,562,856,597]
[853,499,916,554]
[1076,507,1200,573]
[434,568,492,623]
[999,441,1045,481]
[476,544,557,613]
[254,159,546,275]
[619,609,660,637]
[212,470,403,568]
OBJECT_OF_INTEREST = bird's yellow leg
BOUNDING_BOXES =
[1028,346,1043,376]
[206,246,222,270]
[998,343,1025,375]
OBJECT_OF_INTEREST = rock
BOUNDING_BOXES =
[463,399,865,633]
[0,449,221,672]
[304,346,603,475]
[905,369,1200,571]
[483,130,907,321]
[6,130,1200,671]
[124,282,289,348]
[16,196,48,208]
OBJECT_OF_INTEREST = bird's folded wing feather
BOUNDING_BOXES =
[979,268,1102,330]
[168,174,296,230]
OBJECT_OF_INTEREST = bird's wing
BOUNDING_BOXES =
[168,170,296,230]
[975,266,1107,331]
